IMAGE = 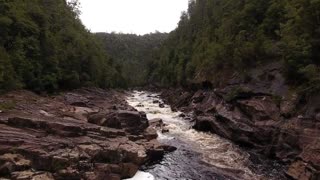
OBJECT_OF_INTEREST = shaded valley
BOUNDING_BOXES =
[1,0,320,179]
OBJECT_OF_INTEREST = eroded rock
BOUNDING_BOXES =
[161,82,320,179]
[0,88,169,179]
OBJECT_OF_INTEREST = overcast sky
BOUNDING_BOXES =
[77,0,189,35]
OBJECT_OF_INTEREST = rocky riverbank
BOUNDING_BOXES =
[0,88,171,180]
[160,63,320,180]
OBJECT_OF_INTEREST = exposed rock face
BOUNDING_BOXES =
[161,63,320,180]
[0,88,169,179]
[88,110,148,134]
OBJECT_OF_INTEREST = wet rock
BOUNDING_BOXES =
[162,86,320,179]
[116,110,149,134]
[159,145,177,152]
[153,100,160,104]
[120,163,138,178]
[159,103,165,108]
[149,118,163,128]
[137,103,144,107]
[148,118,169,134]
[161,128,169,133]
[88,110,149,134]
[144,127,158,141]
[147,148,165,161]
[161,90,193,110]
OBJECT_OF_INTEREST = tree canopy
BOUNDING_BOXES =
[96,32,168,87]
[151,0,320,94]
[1,0,319,94]
[0,0,124,93]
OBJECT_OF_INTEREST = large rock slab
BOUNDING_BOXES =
[88,110,149,134]
[162,87,320,180]
[0,88,169,179]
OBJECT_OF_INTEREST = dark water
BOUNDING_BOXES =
[126,91,286,180]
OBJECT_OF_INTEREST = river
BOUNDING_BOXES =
[126,91,285,180]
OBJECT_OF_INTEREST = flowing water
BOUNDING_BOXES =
[126,91,285,180]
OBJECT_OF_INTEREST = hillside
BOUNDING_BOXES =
[150,0,320,179]
[96,32,168,86]
[0,0,123,93]
[151,0,320,96]
[0,0,320,179]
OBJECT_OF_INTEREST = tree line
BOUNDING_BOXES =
[1,0,319,94]
[95,32,167,87]
[150,0,320,95]
[0,0,124,93]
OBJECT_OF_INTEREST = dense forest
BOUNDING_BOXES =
[96,32,167,86]
[1,0,319,95]
[0,0,124,93]
[151,0,320,95]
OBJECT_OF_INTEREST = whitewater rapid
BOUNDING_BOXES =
[126,91,285,180]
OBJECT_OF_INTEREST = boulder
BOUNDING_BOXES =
[0,154,31,175]
[149,118,163,128]
[152,100,160,104]
[64,93,90,107]
[286,161,313,180]
[88,110,149,134]
[116,110,149,134]
[237,96,280,121]
[144,127,158,141]
[120,163,138,178]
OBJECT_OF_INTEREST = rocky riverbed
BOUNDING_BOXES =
[0,88,172,180]
[159,63,320,180]
[0,78,319,180]
[127,91,286,180]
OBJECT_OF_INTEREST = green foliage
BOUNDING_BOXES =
[96,32,168,87]
[0,0,124,92]
[151,0,320,94]
[0,47,20,91]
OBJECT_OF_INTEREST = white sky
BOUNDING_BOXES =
[77,0,189,35]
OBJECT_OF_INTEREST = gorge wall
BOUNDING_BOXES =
[160,62,320,180]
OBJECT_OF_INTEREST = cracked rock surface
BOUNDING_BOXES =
[0,88,168,180]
